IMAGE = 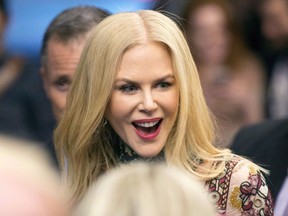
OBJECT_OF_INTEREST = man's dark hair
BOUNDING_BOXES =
[41,6,110,66]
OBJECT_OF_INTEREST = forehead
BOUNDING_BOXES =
[44,38,85,77]
[117,42,173,75]
[46,38,85,61]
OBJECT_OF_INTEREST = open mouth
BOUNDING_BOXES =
[132,119,162,135]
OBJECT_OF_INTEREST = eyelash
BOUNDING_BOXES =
[156,82,171,89]
[117,81,172,94]
[118,84,138,94]
[54,78,71,91]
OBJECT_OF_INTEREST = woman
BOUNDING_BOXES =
[55,10,273,215]
[183,0,266,147]
[75,162,215,216]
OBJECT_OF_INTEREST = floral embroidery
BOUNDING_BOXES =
[235,169,273,215]
[205,160,238,214]
[206,158,274,215]
[230,187,242,210]
[249,165,257,175]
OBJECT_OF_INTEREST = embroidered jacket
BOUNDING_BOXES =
[205,158,274,215]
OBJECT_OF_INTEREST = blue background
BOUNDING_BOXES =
[4,0,156,58]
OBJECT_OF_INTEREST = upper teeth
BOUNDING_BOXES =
[135,121,159,128]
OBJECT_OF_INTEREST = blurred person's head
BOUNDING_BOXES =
[75,162,215,216]
[40,6,110,121]
[259,0,288,49]
[0,135,69,216]
[183,0,246,67]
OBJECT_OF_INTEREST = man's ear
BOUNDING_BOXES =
[40,66,49,97]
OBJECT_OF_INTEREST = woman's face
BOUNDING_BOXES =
[106,41,179,157]
[187,4,230,65]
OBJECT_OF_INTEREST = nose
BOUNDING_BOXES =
[138,90,157,113]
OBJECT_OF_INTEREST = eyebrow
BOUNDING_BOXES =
[114,74,175,84]
[52,74,72,81]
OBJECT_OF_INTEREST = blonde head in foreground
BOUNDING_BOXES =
[76,162,215,216]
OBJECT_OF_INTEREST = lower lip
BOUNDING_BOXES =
[135,124,161,140]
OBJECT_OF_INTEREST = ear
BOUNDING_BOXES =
[40,66,49,97]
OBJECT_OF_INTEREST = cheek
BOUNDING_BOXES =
[106,95,128,124]
[159,90,179,117]
[107,92,139,118]
[50,90,68,111]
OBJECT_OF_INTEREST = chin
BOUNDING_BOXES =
[136,146,163,158]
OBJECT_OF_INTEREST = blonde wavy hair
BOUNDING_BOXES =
[54,10,232,201]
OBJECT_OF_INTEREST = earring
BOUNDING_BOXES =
[103,118,108,126]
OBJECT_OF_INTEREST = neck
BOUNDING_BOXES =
[115,138,165,163]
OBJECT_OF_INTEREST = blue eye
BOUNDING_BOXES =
[156,82,171,89]
[118,84,138,94]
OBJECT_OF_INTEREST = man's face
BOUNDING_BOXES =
[41,38,86,121]
[260,0,288,48]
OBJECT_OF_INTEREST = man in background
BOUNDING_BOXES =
[40,6,110,121]
[0,6,110,165]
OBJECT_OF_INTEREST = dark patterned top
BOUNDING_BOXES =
[205,157,274,215]
[117,139,165,163]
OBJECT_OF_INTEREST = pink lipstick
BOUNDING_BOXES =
[132,118,162,140]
